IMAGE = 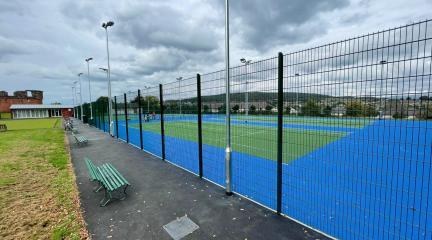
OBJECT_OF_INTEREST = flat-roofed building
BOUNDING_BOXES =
[10,104,74,119]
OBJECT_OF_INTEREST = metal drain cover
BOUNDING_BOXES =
[163,215,199,240]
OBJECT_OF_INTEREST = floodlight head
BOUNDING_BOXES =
[78,73,83,76]
[86,57,93,62]
[102,23,106,28]
[177,77,183,81]
[106,21,114,27]
[240,58,246,63]
[99,67,108,72]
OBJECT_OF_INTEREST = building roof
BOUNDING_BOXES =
[10,104,74,109]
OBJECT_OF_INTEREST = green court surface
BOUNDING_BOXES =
[0,118,60,130]
[232,115,371,128]
[132,121,346,163]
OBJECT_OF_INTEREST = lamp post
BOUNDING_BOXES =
[71,86,76,106]
[77,73,84,121]
[85,57,93,120]
[176,77,183,114]
[224,0,232,195]
[144,86,150,113]
[240,58,252,116]
[73,81,78,105]
[102,20,114,136]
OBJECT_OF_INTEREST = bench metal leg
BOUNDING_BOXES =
[93,183,104,193]
[120,185,129,200]
[100,190,113,207]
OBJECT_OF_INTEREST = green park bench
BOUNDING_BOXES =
[84,158,130,207]
[85,158,104,192]
[72,132,88,146]
[0,124,7,132]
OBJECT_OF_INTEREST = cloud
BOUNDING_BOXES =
[0,0,431,104]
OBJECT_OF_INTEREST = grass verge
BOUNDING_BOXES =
[0,119,88,239]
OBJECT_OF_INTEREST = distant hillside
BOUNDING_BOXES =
[167,92,331,104]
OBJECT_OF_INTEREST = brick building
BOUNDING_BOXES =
[0,90,43,113]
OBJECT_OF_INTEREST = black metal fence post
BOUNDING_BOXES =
[114,96,119,138]
[101,101,105,132]
[124,93,129,143]
[159,84,166,160]
[197,74,203,178]
[138,89,144,150]
[276,52,284,215]
[97,102,101,129]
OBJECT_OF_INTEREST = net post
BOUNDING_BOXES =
[277,52,284,215]
[114,96,119,138]
[159,84,166,160]
[124,93,129,143]
[197,73,203,178]
[138,89,144,150]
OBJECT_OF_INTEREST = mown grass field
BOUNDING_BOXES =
[0,118,87,239]
[132,120,346,162]
[0,118,61,130]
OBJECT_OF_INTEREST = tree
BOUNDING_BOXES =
[203,105,210,113]
[232,104,240,113]
[265,105,273,114]
[301,100,320,116]
[285,106,291,114]
[346,100,378,117]
[249,105,257,114]
[393,112,406,119]
[346,101,364,117]
[419,96,430,101]
[417,104,432,119]
[218,104,226,114]
[363,104,379,117]
[322,105,332,117]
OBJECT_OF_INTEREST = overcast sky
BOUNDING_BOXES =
[0,0,431,104]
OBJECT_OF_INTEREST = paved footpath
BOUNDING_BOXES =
[68,121,328,240]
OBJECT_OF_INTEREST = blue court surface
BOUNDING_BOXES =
[95,115,432,239]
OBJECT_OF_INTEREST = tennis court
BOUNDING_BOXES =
[100,114,432,240]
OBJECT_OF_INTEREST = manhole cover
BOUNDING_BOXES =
[163,215,199,240]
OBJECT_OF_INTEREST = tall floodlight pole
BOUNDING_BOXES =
[72,81,78,118]
[78,73,84,121]
[176,77,183,114]
[225,0,232,196]
[73,81,78,106]
[102,21,114,136]
[71,86,76,106]
[240,58,252,116]
[85,57,94,119]
[144,86,150,113]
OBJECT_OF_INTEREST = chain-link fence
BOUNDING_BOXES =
[78,19,432,239]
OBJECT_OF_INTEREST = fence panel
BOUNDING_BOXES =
[200,71,226,186]
[281,20,432,239]
[115,94,127,141]
[126,91,141,148]
[162,77,200,174]
[76,19,432,240]
[141,86,163,158]
[229,57,279,209]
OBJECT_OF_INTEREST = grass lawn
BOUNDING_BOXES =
[0,118,61,130]
[133,121,346,162]
[0,119,87,239]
